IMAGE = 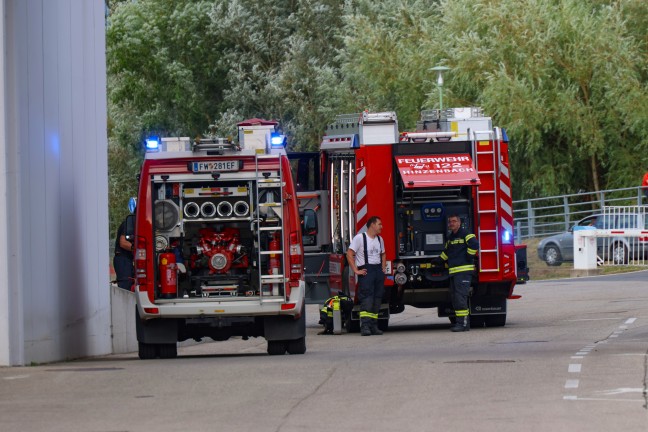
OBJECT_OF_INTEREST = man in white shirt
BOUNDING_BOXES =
[346,216,387,336]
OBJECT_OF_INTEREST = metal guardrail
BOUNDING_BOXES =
[598,206,648,266]
[513,186,646,240]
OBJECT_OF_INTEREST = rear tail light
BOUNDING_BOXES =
[287,231,303,298]
[135,235,148,286]
[288,231,303,278]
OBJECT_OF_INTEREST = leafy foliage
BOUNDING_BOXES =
[439,0,648,198]
[106,0,648,234]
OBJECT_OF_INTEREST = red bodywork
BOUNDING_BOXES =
[327,137,518,301]
[134,155,303,305]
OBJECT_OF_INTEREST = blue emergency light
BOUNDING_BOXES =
[146,136,160,150]
[128,197,137,214]
[270,132,286,148]
[502,229,512,243]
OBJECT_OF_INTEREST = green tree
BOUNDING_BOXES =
[439,0,648,198]
[336,0,443,130]
[106,0,226,234]
[207,0,347,150]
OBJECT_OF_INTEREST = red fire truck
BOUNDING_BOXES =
[292,107,526,331]
[129,119,306,359]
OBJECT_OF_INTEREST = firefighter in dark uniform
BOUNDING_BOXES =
[113,217,134,290]
[347,216,387,336]
[439,214,479,332]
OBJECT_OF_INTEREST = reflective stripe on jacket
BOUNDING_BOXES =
[440,227,479,274]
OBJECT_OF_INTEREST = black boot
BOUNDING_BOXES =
[360,318,371,336]
[370,321,383,335]
[450,316,470,332]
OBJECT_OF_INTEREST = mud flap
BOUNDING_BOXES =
[469,296,507,316]
[135,307,178,344]
[264,305,306,341]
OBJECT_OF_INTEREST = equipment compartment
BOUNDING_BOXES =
[150,176,286,300]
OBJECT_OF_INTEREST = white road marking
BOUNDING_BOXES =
[564,396,644,403]
[3,375,30,380]
[568,364,582,373]
[563,319,640,403]
[612,353,648,356]
[565,380,580,389]
[596,387,644,395]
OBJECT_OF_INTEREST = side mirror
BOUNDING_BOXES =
[124,214,135,242]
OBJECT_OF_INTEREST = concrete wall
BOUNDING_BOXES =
[110,286,137,354]
[0,0,110,365]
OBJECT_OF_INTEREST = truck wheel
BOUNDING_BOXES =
[484,314,506,327]
[544,245,563,266]
[378,319,389,332]
[341,265,360,333]
[267,340,287,355]
[158,343,178,359]
[286,337,306,355]
[345,315,360,333]
[138,342,157,360]
[470,316,485,328]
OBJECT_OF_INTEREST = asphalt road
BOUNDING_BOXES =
[2,271,648,432]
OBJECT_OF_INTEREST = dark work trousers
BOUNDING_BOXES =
[358,264,385,324]
[450,272,472,315]
[113,254,134,290]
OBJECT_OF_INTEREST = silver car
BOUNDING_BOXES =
[537,213,648,266]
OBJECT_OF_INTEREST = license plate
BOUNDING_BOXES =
[191,160,241,173]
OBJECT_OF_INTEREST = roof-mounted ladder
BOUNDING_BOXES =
[254,154,287,302]
[471,129,501,273]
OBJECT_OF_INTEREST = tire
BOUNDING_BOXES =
[377,319,389,332]
[286,337,306,355]
[470,316,486,328]
[484,314,507,327]
[342,265,360,333]
[610,243,628,264]
[544,245,563,266]
[138,342,157,360]
[345,314,360,333]
[267,340,287,356]
[158,343,177,359]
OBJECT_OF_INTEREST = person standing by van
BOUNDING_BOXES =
[346,216,387,336]
[113,216,134,290]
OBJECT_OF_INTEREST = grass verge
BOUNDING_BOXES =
[519,237,646,281]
